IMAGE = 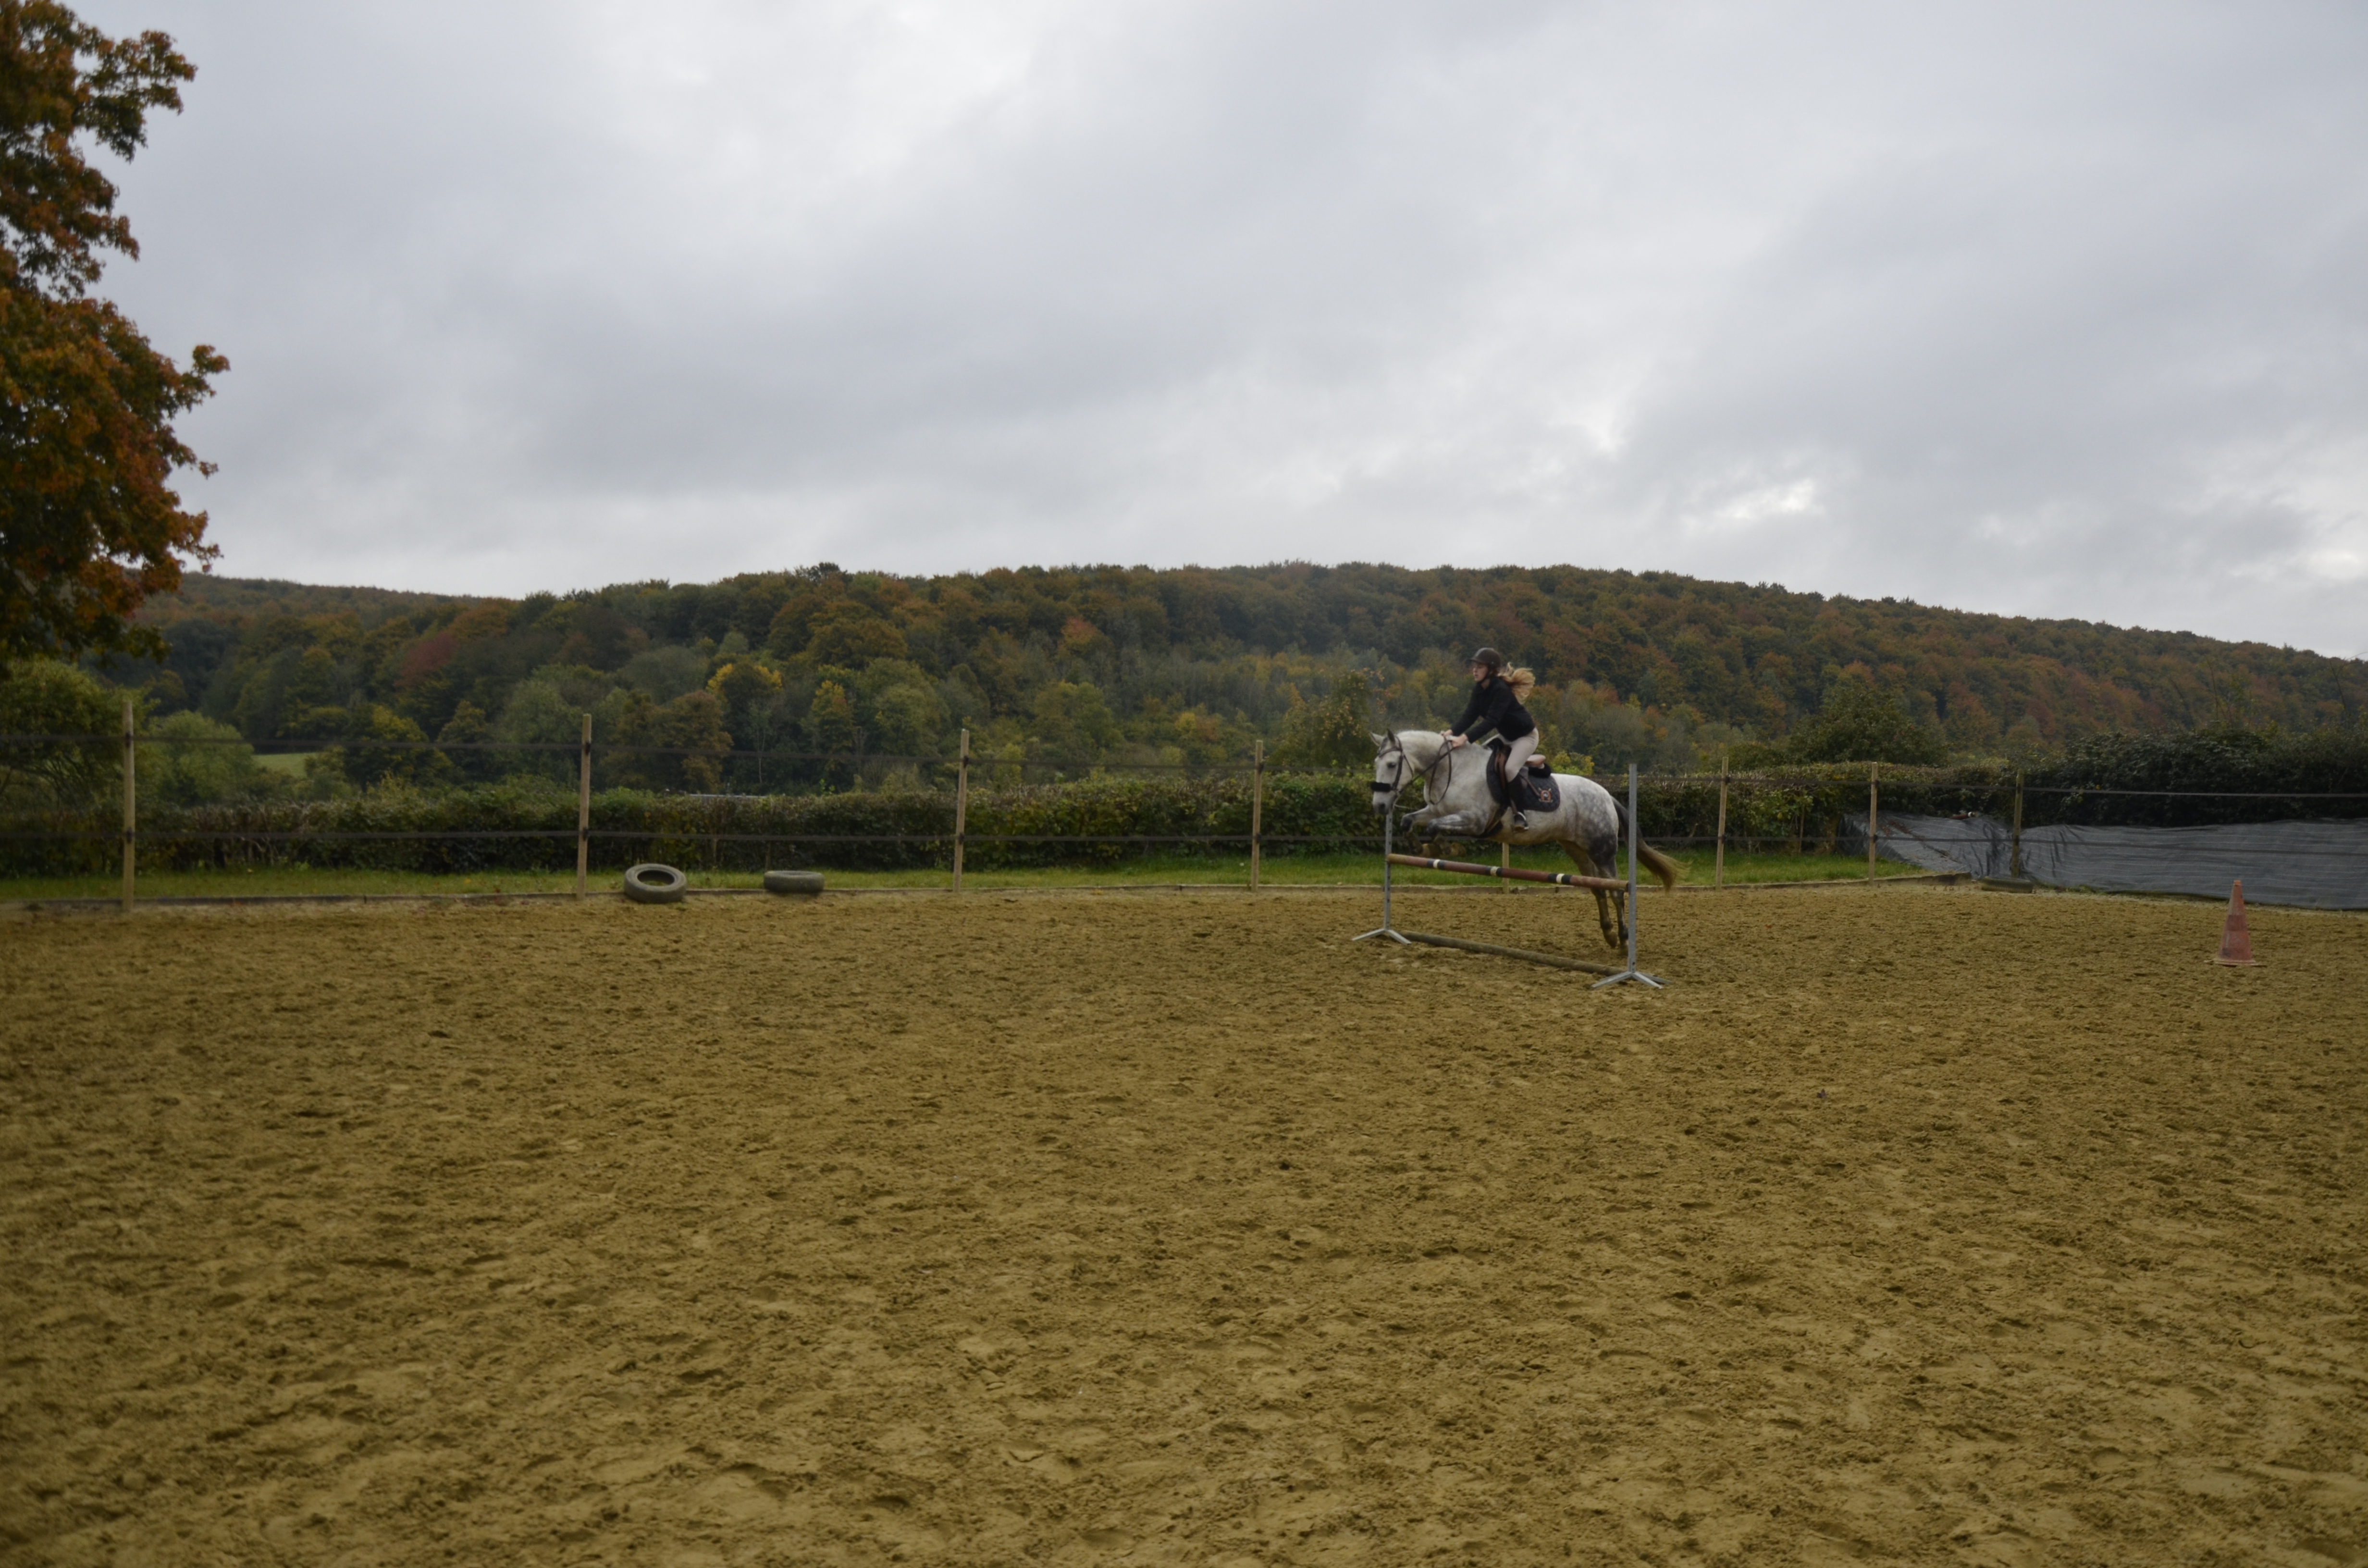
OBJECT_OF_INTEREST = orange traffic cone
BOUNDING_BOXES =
[2214,880,2259,967]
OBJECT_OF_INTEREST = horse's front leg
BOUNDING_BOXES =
[1424,816,1494,842]
[1419,793,1496,838]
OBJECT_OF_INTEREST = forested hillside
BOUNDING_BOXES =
[95,563,2368,779]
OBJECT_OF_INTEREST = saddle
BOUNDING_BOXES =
[1484,739,1560,818]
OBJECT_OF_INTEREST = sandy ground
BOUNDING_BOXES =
[1,883,2362,1568]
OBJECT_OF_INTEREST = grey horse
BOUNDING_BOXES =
[1370,729,1680,948]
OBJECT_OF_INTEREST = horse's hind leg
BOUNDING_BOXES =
[1582,820,1631,947]
[1560,839,1622,949]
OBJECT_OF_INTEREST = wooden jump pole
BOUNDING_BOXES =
[575,713,592,898]
[1400,930,1620,976]
[952,728,970,893]
[120,696,135,915]
[1385,852,1625,892]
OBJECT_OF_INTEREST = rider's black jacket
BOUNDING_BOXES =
[1448,675,1536,743]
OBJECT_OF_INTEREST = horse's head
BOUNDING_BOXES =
[1369,731,1409,814]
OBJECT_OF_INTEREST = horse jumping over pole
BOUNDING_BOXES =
[1370,731,1681,949]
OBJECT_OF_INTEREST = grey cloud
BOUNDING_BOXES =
[80,0,2368,652]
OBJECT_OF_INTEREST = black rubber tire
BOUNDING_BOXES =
[622,863,688,904]
[762,870,824,896]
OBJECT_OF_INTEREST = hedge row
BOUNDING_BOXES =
[7,748,2360,878]
[1,774,1380,877]
[2022,727,2368,825]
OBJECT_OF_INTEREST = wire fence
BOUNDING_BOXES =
[6,716,2367,905]
[0,718,1378,899]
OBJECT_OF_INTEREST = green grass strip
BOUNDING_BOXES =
[1,848,1930,900]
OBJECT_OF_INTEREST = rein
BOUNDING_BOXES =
[1422,738,1456,796]
[1372,732,1454,815]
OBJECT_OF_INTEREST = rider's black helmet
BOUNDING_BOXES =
[1469,646,1505,675]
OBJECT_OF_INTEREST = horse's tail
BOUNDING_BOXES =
[1614,799,1684,889]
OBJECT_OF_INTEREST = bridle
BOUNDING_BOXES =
[1371,732,1454,813]
[1370,734,1408,808]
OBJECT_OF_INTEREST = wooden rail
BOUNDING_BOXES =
[1399,931,1621,975]
[1384,852,1625,892]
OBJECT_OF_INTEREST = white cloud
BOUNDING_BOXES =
[83,0,2368,654]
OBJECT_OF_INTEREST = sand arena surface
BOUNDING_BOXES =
[2,884,2363,1567]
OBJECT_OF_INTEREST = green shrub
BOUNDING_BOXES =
[0,658,123,806]
[141,711,276,806]
[0,772,1381,876]
[9,732,2359,880]
[2025,725,2368,826]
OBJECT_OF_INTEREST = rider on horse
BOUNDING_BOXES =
[1442,646,1540,829]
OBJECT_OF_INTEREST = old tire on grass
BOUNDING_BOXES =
[622,863,688,904]
[763,870,824,896]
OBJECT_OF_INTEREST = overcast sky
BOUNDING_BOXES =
[82,0,2368,655]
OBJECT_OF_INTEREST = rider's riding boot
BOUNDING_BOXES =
[1505,763,1529,832]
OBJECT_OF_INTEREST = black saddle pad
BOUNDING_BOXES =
[1485,743,1560,814]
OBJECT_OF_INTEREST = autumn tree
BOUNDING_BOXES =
[1787,681,1947,765]
[0,1,222,662]
[1272,671,1374,770]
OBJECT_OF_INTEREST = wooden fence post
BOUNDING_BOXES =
[1866,761,1879,881]
[1714,747,1729,889]
[1249,740,1264,890]
[952,728,970,893]
[120,696,135,915]
[576,713,592,899]
[2010,769,2024,879]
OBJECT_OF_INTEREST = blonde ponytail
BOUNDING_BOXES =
[1508,666,1537,702]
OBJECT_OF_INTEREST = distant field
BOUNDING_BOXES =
[1,849,1924,902]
